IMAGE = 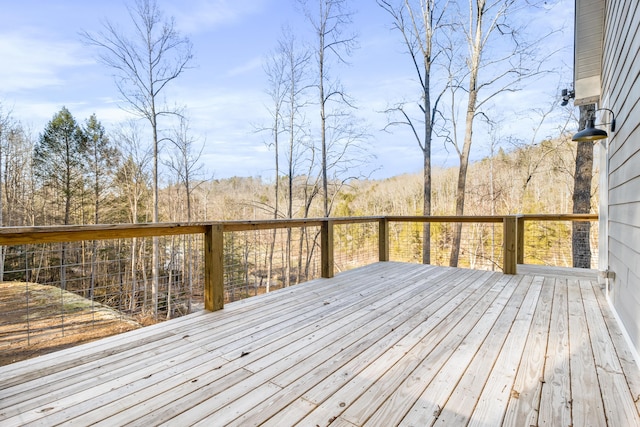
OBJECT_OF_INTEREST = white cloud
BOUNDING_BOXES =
[165,0,270,33]
[227,56,264,77]
[0,30,93,92]
[8,99,130,135]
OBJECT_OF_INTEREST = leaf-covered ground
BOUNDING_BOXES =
[0,282,141,366]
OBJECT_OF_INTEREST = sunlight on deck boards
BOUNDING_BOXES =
[1,262,639,426]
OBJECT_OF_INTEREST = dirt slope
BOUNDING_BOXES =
[0,282,141,366]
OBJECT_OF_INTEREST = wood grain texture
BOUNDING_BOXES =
[0,263,636,427]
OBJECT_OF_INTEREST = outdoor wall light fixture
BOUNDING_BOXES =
[572,108,616,142]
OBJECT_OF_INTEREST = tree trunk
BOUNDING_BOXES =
[422,59,432,265]
[449,80,478,268]
[450,0,483,268]
[320,55,329,217]
[572,104,595,268]
[152,108,159,316]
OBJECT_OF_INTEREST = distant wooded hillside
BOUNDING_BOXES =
[188,136,598,222]
[0,131,597,227]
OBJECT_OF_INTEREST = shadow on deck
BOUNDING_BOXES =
[1,262,639,426]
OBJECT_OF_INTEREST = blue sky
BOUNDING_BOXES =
[0,0,575,180]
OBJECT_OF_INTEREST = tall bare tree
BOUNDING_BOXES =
[2,124,34,227]
[378,0,449,263]
[283,35,312,285]
[165,117,204,223]
[263,28,313,287]
[0,105,13,281]
[448,0,545,266]
[263,31,289,290]
[2,126,36,282]
[300,0,359,217]
[165,116,205,311]
[82,0,193,314]
[264,41,287,221]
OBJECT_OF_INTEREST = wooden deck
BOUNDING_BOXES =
[1,262,639,426]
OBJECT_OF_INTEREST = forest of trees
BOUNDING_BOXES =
[0,0,586,228]
[0,0,596,321]
[0,99,595,228]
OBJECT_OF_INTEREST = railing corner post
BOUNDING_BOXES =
[321,220,334,278]
[503,216,517,275]
[204,223,224,311]
[379,217,389,262]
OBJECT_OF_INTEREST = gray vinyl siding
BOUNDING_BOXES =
[601,0,640,354]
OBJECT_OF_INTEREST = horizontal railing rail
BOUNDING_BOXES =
[0,214,599,312]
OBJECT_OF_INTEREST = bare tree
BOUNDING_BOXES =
[2,124,34,227]
[509,91,576,212]
[113,121,153,311]
[378,0,449,263]
[263,32,288,290]
[282,35,312,285]
[447,0,547,267]
[164,116,205,311]
[1,124,35,281]
[165,117,205,223]
[265,28,310,292]
[300,0,360,217]
[82,0,193,314]
[265,44,286,219]
[0,105,13,281]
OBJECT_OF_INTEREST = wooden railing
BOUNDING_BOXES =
[514,214,599,265]
[0,214,598,313]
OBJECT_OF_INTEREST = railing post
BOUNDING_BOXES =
[503,216,517,275]
[516,215,525,265]
[321,220,334,278]
[379,217,389,262]
[204,224,224,311]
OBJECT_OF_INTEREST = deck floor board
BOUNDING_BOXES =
[1,262,638,426]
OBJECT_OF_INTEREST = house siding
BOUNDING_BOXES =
[601,0,640,355]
